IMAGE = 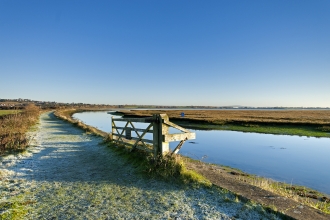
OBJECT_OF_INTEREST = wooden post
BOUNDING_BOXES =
[159,114,169,155]
[111,116,116,141]
[153,114,160,157]
[152,114,170,158]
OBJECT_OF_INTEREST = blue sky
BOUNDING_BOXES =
[1,0,329,107]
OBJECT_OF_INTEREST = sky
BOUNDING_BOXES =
[1,0,329,107]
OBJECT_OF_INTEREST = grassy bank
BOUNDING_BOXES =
[53,109,109,138]
[0,105,40,155]
[54,108,211,186]
[174,120,330,138]
[0,110,21,117]
[118,110,330,137]
[54,108,330,217]
[213,162,330,214]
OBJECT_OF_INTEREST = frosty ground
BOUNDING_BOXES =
[0,112,281,219]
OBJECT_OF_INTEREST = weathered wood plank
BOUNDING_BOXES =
[171,139,186,155]
[113,126,153,133]
[130,136,153,144]
[160,114,169,154]
[113,121,129,144]
[163,121,191,133]
[112,117,155,123]
[112,133,153,144]
[163,132,196,142]
[131,122,153,149]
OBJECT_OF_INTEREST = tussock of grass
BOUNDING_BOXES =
[104,142,212,187]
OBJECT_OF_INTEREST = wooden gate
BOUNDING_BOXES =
[111,114,195,158]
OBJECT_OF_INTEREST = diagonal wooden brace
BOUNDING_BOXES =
[171,137,188,155]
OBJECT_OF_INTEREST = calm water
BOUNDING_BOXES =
[73,111,330,195]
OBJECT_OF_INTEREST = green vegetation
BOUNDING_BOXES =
[104,142,212,187]
[175,121,330,138]
[245,176,330,214]
[0,110,21,117]
[0,194,34,219]
[55,108,211,186]
[0,104,40,155]
[54,109,108,137]
[55,108,330,216]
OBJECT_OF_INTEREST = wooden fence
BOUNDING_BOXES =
[110,114,195,158]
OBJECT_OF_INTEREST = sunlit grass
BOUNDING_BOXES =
[0,110,21,116]
[237,174,330,214]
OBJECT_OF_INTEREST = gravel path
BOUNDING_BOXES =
[0,112,282,219]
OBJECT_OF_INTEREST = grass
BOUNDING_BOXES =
[54,108,211,186]
[0,110,21,117]
[105,142,212,187]
[55,108,330,216]
[175,121,330,138]
[54,108,109,138]
[236,172,330,214]
[0,105,40,155]
[117,109,330,125]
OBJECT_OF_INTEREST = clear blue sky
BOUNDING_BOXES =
[1,0,329,107]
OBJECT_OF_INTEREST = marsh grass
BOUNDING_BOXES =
[0,104,40,155]
[119,110,330,137]
[118,110,330,125]
[238,175,330,214]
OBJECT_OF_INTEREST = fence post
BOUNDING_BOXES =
[111,116,116,141]
[159,114,169,154]
[153,114,160,157]
[152,114,170,158]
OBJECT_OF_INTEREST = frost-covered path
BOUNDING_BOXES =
[0,112,281,219]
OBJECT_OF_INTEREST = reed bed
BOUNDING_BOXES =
[117,110,330,125]
[0,104,40,155]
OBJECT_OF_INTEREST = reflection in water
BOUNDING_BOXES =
[73,111,330,195]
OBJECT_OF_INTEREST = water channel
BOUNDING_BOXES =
[73,111,330,195]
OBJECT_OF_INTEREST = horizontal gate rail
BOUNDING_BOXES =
[112,133,153,144]
[113,126,153,133]
[112,117,155,123]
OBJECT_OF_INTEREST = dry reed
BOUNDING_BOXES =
[117,110,330,125]
[0,104,40,155]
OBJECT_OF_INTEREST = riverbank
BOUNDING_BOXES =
[0,112,286,219]
[116,110,330,138]
[62,109,330,218]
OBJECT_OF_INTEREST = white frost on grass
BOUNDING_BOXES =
[0,112,282,219]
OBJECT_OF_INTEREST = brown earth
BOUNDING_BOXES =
[185,160,330,220]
